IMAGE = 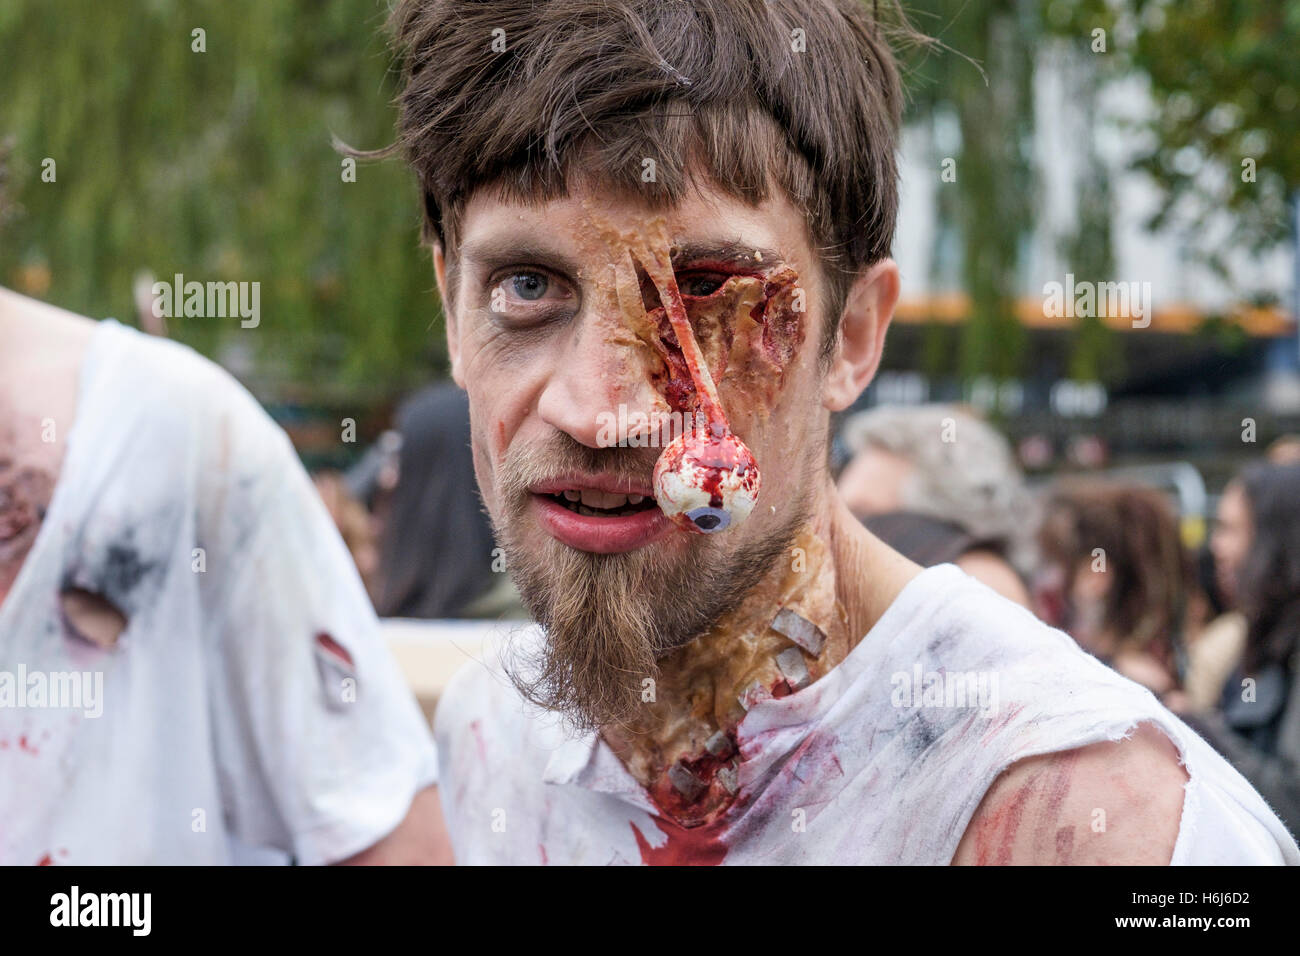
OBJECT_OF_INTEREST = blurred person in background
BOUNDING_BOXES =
[1180,437,1300,711]
[837,404,1032,606]
[1182,472,1255,712]
[1182,463,1300,835]
[374,383,526,619]
[1036,481,1192,697]
[1266,435,1300,465]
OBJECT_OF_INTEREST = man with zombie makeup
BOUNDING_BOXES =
[384,0,1299,864]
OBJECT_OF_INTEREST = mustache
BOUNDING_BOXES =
[497,431,662,504]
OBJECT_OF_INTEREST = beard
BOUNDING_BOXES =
[492,431,809,732]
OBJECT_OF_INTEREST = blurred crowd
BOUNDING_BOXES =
[312,384,527,621]
[315,395,1300,837]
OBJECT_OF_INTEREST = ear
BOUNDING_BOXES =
[822,258,899,412]
[433,244,465,387]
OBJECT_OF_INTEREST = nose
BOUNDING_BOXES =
[536,279,664,450]
[536,323,664,450]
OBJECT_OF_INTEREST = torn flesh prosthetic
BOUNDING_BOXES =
[577,211,851,830]
[640,255,759,535]
[604,523,852,829]
[589,211,803,536]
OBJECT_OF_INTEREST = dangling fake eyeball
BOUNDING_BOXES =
[653,426,761,534]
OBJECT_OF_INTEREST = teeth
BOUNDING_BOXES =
[579,489,629,510]
[553,487,653,514]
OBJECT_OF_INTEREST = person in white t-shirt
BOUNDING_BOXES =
[0,286,450,864]
[377,0,1298,864]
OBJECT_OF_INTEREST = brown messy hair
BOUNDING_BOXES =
[1038,481,1193,668]
[366,0,916,350]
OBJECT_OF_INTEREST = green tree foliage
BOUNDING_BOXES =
[902,0,1039,382]
[7,1,1281,396]
[1055,48,1121,383]
[0,0,444,393]
[1046,0,1300,266]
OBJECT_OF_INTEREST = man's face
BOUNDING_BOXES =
[441,176,836,728]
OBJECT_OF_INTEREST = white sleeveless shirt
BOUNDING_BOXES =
[435,564,1298,864]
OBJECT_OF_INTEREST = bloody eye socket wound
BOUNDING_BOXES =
[638,254,761,535]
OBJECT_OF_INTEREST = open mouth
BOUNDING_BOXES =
[544,488,658,518]
[531,479,671,553]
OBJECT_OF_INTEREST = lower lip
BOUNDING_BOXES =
[531,493,673,553]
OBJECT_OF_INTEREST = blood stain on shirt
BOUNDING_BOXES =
[313,631,358,712]
[979,702,1025,748]
[469,720,488,762]
[314,631,354,669]
[631,813,729,866]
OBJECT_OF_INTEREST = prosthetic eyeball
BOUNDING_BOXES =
[653,426,760,534]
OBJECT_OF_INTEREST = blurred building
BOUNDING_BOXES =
[874,43,1300,490]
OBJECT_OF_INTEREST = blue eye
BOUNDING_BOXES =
[510,273,549,300]
[686,506,731,533]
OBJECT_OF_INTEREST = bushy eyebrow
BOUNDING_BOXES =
[457,237,583,281]
[670,239,787,272]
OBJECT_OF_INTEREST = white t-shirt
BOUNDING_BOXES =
[435,564,1300,864]
[0,320,438,865]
